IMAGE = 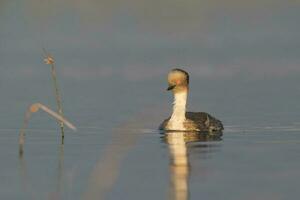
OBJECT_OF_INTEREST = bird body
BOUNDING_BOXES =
[160,111,223,132]
[160,69,223,132]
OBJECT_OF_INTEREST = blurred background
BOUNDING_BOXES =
[0,0,300,124]
[1,0,300,128]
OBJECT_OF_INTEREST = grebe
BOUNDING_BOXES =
[159,69,223,132]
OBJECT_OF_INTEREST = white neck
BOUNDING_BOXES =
[170,91,187,122]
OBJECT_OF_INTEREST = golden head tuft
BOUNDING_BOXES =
[44,56,54,64]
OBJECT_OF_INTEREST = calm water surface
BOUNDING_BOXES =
[1,1,300,200]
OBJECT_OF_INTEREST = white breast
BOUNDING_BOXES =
[167,92,187,131]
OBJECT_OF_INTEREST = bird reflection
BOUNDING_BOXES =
[164,131,222,200]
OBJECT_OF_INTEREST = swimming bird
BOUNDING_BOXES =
[159,69,223,132]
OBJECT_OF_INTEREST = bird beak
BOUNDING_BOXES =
[167,85,176,91]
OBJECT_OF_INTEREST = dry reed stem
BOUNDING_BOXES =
[19,103,77,156]
[43,49,65,141]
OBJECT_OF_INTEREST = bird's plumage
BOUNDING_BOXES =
[159,112,223,132]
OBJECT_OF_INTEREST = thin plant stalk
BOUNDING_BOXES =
[19,109,31,156]
[19,103,77,156]
[43,50,65,142]
[51,61,65,137]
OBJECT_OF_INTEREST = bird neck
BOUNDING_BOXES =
[170,90,188,122]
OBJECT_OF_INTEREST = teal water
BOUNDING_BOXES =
[1,1,300,199]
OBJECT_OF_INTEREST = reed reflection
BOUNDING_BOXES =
[164,131,222,200]
[18,142,65,199]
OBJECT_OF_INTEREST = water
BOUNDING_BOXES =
[1,1,300,199]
